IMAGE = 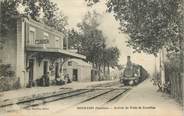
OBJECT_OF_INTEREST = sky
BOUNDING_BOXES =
[53,0,157,75]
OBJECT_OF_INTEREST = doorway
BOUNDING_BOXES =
[55,63,59,79]
[28,59,34,87]
[43,61,48,75]
[72,69,78,81]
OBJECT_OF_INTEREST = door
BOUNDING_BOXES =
[28,59,34,87]
[55,63,59,79]
[43,61,48,75]
[73,69,78,81]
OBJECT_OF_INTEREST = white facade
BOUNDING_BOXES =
[63,59,92,82]
[0,18,86,87]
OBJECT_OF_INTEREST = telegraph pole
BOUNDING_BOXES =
[159,47,165,88]
[180,0,184,108]
[179,31,184,108]
[154,55,157,79]
[102,37,105,80]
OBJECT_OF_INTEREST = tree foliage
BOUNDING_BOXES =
[107,0,184,55]
[103,47,120,67]
[67,29,82,50]
[67,11,120,69]
[0,0,20,35]
[85,0,184,56]
[0,0,68,35]
[85,0,100,6]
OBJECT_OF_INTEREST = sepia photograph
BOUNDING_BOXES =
[0,0,183,116]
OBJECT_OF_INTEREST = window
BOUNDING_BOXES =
[63,38,68,50]
[55,37,60,48]
[44,32,49,39]
[29,27,36,45]
[60,38,63,49]
[68,61,72,66]
[0,42,3,50]
[29,31,35,44]
[43,32,49,48]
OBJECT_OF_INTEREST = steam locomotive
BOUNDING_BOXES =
[120,56,148,86]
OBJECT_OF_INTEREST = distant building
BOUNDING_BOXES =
[63,59,92,82]
[0,17,87,87]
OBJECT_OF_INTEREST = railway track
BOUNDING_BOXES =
[0,89,93,112]
[76,88,130,106]
[0,82,118,108]
[53,87,130,113]
[0,81,130,113]
[88,81,119,88]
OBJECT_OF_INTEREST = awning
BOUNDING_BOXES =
[67,58,92,67]
[26,47,86,60]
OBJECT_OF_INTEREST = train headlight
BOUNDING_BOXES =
[129,80,134,85]
[135,79,138,83]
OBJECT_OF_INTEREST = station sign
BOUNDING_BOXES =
[35,39,49,44]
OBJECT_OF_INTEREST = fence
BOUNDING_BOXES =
[165,63,183,105]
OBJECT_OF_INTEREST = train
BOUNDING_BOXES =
[120,57,149,86]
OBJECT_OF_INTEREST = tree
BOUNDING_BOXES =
[107,0,184,55]
[22,0,40,21]
[104,47,120,68]
[85,0,184,55]
[85,0,100,6]
[22,0,68,32]
[85,0,184,100]
[0,0,68,35]
[0,0,20,35]
[67,29,83,51]
[75,11,120,79]
[106,0,184,102]
[40,0,68,32]
[103,47,120,76]
[77,11,105,63]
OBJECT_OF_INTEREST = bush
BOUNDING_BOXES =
[0,76,20,92]
[0,64,15,77]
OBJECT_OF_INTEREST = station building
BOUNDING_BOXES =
[0,17,91,88]
[63,59,92,82]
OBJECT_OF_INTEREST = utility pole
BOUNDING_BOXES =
[154,55,157,79]
[180,21,184,111]
[180,0,184,108]
[179,30,184,109]
[180,35,184,109]
[102,37,105,80]
[159,47,165,91]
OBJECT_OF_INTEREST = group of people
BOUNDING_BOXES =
[41,72,50,86]
[40,73,71,86]
[55,73,71,85]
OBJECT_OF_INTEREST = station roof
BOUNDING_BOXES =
[67,59,92,67]
[26,47,86,60]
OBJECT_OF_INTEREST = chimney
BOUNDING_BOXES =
[127,56,131,62]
